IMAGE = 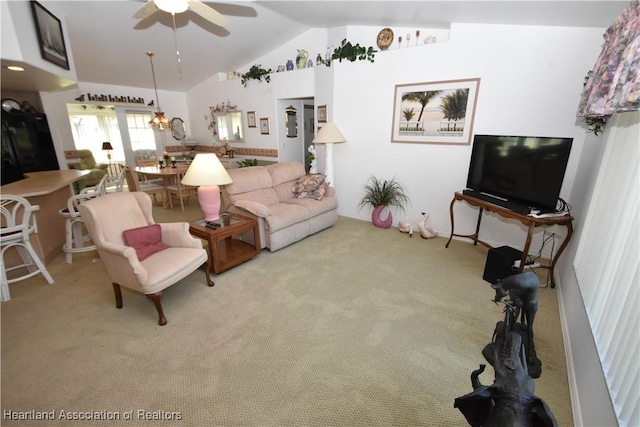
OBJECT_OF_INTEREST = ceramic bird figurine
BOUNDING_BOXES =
[74,95,85,102]
[398,221,413,237]
[418,212,437,239]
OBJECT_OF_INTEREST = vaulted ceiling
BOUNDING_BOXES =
[2,1,629,93]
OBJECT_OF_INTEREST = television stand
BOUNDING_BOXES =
[446,191,573,288]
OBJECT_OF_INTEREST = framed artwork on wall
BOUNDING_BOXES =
[30,1,70,70]
[391,78,480,145]
[317,105,327,123]
[260,118,270,135]
[247,111,256,128]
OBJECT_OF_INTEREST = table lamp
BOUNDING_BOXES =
[101,141,113,162]
[181,153,233,223]
[313,123,346,187]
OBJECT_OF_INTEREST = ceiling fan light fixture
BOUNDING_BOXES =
[154,0,188,14]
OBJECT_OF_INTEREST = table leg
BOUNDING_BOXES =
[473,208,484,246]
[204,259,215,287]
[548,221,573,288]
[518,222,536,274]
[446,197,456,248]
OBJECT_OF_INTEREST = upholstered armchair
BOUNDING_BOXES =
[78,192,209,325]
[76,149,108,187]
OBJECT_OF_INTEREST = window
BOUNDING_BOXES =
[126,111,158,162]
[67,104,123,163]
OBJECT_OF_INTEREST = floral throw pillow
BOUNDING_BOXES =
[292,174,328,200]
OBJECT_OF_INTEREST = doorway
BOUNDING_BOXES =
[277,97,314,167]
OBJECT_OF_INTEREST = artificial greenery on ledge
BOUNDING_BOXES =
[322,39,377,66]
[241,65,273,87]
[582,70,608,136]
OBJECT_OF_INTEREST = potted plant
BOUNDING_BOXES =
[357,176,410,228]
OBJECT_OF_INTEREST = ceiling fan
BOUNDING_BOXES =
[133,0,228,27]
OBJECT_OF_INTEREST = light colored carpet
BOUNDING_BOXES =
[1,204,573,426]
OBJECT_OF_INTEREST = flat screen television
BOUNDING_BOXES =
[464,134,573,214]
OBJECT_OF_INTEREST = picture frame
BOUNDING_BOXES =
[391,78,480,145]
[30,1,70,70]
[247,111,257,128]
[259,117,270,135]
[317,105,327,123]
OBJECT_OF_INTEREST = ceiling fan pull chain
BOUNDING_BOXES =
[172,12,183,79]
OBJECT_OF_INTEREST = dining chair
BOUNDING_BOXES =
[165,169,197,212]
[78,192,209,325]
[1,195,55,301]
[123,166,165,206]
[106,167,127,193]
[59,174,108,263]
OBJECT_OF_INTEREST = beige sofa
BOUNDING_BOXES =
[221,162,338,252]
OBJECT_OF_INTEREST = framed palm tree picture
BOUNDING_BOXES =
[391,78,480,145]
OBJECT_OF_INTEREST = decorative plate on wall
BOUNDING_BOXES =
[376,28,394,50]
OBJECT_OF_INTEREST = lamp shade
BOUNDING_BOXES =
[101,142,114,150]
[313,123,347,144]
[181,153,233,186]
[312,123,346,187]
[182,153,233,222]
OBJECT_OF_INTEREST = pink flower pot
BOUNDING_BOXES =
[372,205,393,229]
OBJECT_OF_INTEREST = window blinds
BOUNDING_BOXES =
[574,111,640,427]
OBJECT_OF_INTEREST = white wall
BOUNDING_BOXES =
[40,82,188,167]
[185,28,325,158]
[3,1,77,81]
[1,2,22,61]
[328,23,603,249]
[186,22,605,247]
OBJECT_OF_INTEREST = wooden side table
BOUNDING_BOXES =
[189,212,261,286]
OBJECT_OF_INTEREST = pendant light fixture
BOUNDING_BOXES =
[147,51,170,130]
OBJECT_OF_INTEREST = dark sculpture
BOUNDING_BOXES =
[454,332,558,427]
[484,271,542,378]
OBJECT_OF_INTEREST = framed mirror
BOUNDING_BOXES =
[171,117,186,140]
[285,106,297,138]
[216,111,244,141]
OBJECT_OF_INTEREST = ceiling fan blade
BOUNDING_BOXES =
[188,0,228,27]
[133,0,158,19]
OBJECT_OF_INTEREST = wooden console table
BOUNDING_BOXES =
[446,192,573,288]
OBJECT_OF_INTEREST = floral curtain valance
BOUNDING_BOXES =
[577,0,640,118]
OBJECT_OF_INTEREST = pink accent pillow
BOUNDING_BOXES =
[122,224,168,261]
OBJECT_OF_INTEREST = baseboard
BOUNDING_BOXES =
[555,269,583,427]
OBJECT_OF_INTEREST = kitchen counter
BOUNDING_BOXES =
[1,170,90,264]
[1,170,89,197]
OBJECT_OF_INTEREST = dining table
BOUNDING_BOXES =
[134,164,191,208]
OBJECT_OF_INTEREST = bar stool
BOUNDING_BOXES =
[1,194,55,301]
[59,175,107,263]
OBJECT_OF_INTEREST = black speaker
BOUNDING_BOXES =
[483,246,522,284]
